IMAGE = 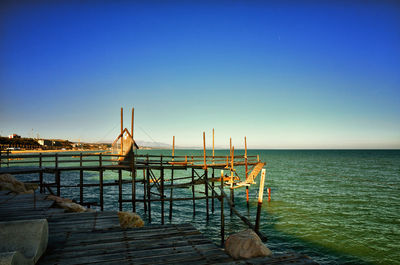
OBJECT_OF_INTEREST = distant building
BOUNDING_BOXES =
[37,139,52,146]
[8,134,21,139]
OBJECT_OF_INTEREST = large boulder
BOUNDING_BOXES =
[117,212,144,228]
[0,219,48,265]
[0,174,36,194]
[225,229,272,259]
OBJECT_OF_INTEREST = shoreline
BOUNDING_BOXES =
[8,149,108,154]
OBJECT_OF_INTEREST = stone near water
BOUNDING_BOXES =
[46,195,73,203]
[58,202,87,213]
[117,211,144,228]
[225,229,272,259]
[0,174,37,194]
[0,219,48,265]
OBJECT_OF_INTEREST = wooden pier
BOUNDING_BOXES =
[0,150,269,243]
[0,190,317,265]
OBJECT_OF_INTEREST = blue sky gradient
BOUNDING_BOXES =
[1,1,399,148]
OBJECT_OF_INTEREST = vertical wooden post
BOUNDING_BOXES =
[143,169,147,213]
[131,107,134,137]
[169,136,175,220]
[161,155,164,225]
[230,146,234,215]
[99,153,104,211]
[230,138,232,157]
[131,153,136,212]
[79,153,83,204]
[121,107,124,155]
[192,168,195,216]
[146,155,151,222]
[245,136,249,208]
[118,169,122,211]
[205,168,209,221]
[220,170,225,247]
[39,153,43,193]
[203,132,206,169]
[255,168,266,232]
[212,168,215,214]
[55,153,60,196]
[212,128,215,164]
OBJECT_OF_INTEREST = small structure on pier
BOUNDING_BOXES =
[111,107,139,162]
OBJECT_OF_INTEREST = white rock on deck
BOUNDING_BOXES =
[0,219,48,265]
[225,229,272,259]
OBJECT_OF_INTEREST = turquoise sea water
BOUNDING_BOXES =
[12,150,400,264]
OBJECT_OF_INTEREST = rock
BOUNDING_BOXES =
[45,195,73,203]
[0,174,36,194]
[117,211,144,228]
[57,202,87,213]
[0,219,48,265]
[225,229,272,259]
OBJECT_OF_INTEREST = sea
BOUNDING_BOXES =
[12,149,400,264]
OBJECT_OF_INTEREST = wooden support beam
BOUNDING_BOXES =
[99,153,104,211]
[212,128,215,163]
[220,170,225,246]
[203,132,206,169]
[170,136,175,221]
[143,169,147,213]
[245,136,249,208]
[131,107,134,137]
[205,169,209,220]
[255,168,266,232]
[118,169,122,211]
[79,153,83,204]
[192,168,195,216]
[131,153,136,212]
[39,153,43,193]
[161,155,164,225]
[121,107,124,154]
[212,168,215,214]
[146,155,151,223]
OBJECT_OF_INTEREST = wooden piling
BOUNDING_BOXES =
[143,169,147,213]
[121,107,124,154]
[39,153,43,193]
[230,146,235,215]
[79,153,83,204]
[55,153,60,196]
[118,169,122,211]
[146,155,151,222]
[131,107,134,136]
[212,168,215,214]
[245,136,249,208]
[99,153,104,211]
[212,128,215,164]
[203,132,206,169]
[131,153,136,212]
[205,168,209,220]
[169,136,175,220]
[220,170,225,246]
[255,168,266,232]
[161,155,164,225]
[192,168,195,216]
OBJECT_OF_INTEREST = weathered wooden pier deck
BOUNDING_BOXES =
[0,191,317,264]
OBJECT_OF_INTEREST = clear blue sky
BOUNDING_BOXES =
[1,1,399,149]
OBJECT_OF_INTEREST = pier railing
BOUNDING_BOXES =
[0,151,267,244]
